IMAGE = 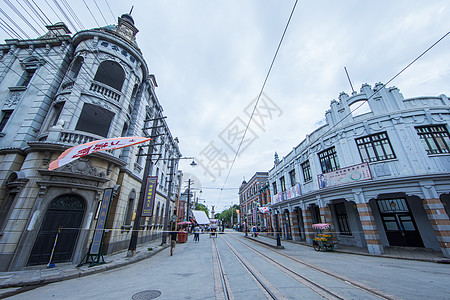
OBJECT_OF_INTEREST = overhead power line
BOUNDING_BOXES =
[217,0,299,204]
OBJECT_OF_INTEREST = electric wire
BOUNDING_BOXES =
[93,0,108,25]
[13,0,46,34]
[83,0,100,28]
[217,0,299,205]
[104,0,115,22]
[4,0,42,36]
[0,17,22,39]
[23,0,48,27]
[29,0,52,25]
[52,0,80,32]
[295,28,450,161]
[0,7,31,38]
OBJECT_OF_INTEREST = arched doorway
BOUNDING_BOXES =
[28,194,85,266]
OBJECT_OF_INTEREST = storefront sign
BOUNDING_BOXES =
[318,162,372,189]
[142,176,158,217]
[90,188,113,255]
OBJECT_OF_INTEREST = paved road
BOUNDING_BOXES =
[6,231,450,299]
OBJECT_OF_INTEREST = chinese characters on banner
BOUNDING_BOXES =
[141,176,158,217]
[196,93,282,182]
[272,184,301,204]
[49,136,151,170]
[318,163,372,189]
[90,188,113,255]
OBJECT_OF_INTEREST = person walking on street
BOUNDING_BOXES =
[169,226,178,256]
[194,224,200,242]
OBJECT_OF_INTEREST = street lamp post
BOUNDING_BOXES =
[275,210,282,247]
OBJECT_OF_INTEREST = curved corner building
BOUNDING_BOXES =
[0,14,181,270]
[269,83,450,257]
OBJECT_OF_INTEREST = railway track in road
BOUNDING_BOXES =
[212,235,286,300]
[227,234,398,300]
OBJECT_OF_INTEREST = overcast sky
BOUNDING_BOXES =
[1,1,450,212]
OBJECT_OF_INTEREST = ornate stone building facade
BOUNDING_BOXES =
[0,14,181,271]
[269,83,450,257]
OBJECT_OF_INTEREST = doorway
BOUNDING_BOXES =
[377,198,423,247]
[28,194,85,266]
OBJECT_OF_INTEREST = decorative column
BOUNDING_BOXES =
[302,206,314,244]
[279,210,286,239]
[289,209,301,241]
[421,183,450,258]
[270,211,277,236]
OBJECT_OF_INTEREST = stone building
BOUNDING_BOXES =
[239,172,268,230]
[269,83,450,257]
[0,14,181,271]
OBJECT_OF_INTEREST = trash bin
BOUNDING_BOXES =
[178,231,188,243]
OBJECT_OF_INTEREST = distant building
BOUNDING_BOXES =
[269,83,450,257]
[0,14,181,271]
[239,172,269,230]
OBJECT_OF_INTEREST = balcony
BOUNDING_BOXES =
[89,81,121,102]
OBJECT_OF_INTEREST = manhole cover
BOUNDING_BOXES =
[132,290,161,300]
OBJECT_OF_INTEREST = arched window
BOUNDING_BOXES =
[17,57,39,87]
[94,60,125,91]
[69,56,84,79]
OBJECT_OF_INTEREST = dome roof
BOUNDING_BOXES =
[120,13,134,25]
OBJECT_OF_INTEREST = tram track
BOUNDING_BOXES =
[228,234,398,300]
[213,235,286,300]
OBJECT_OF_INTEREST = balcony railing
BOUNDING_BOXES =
[89,81,121,102]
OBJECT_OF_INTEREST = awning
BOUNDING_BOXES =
[192,210,210,225]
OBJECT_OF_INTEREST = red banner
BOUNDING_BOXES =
[49,136,151,170]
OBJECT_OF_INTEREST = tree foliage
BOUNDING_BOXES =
[215,204,239,226]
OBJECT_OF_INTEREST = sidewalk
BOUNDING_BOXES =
[2,232,449,298]
[0,238,168,298]
[246,233,450,264]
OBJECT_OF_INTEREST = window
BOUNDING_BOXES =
[94,60,125,91]
[124,198,134,226]
[272,182,278,194]
[289,169,296,187]
[136,147,143,165]
[69,56,84,79]
[318,147,340,173]
[301,160,312,182]
[334,203,351,235]
[75,103,115,137]
[355,132,396,162]
[0,110,13,132]
[416,125,450,155]
[280,176,286,192]
[18,69,36,87]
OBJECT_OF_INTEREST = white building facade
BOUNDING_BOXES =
[0,14,181,271]
[269,83,450,257]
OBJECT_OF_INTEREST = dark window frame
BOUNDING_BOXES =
[289,169,296,187]
[318,147,340,173]
[355,132,396,162]
[334,203,352,236]
[0,110,13,132]
[416,125,450,155]
[301,160,312,182]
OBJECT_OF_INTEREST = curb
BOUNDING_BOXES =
[0,244,169,290]
[251,235,450,264]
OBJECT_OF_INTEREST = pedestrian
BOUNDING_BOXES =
[169,226,178,256]
[252,226,258,237]
[193,224,200,242]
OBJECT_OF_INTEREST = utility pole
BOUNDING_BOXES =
[161,156,178,244]
[186,179,192,221]
[127,116,163,257]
